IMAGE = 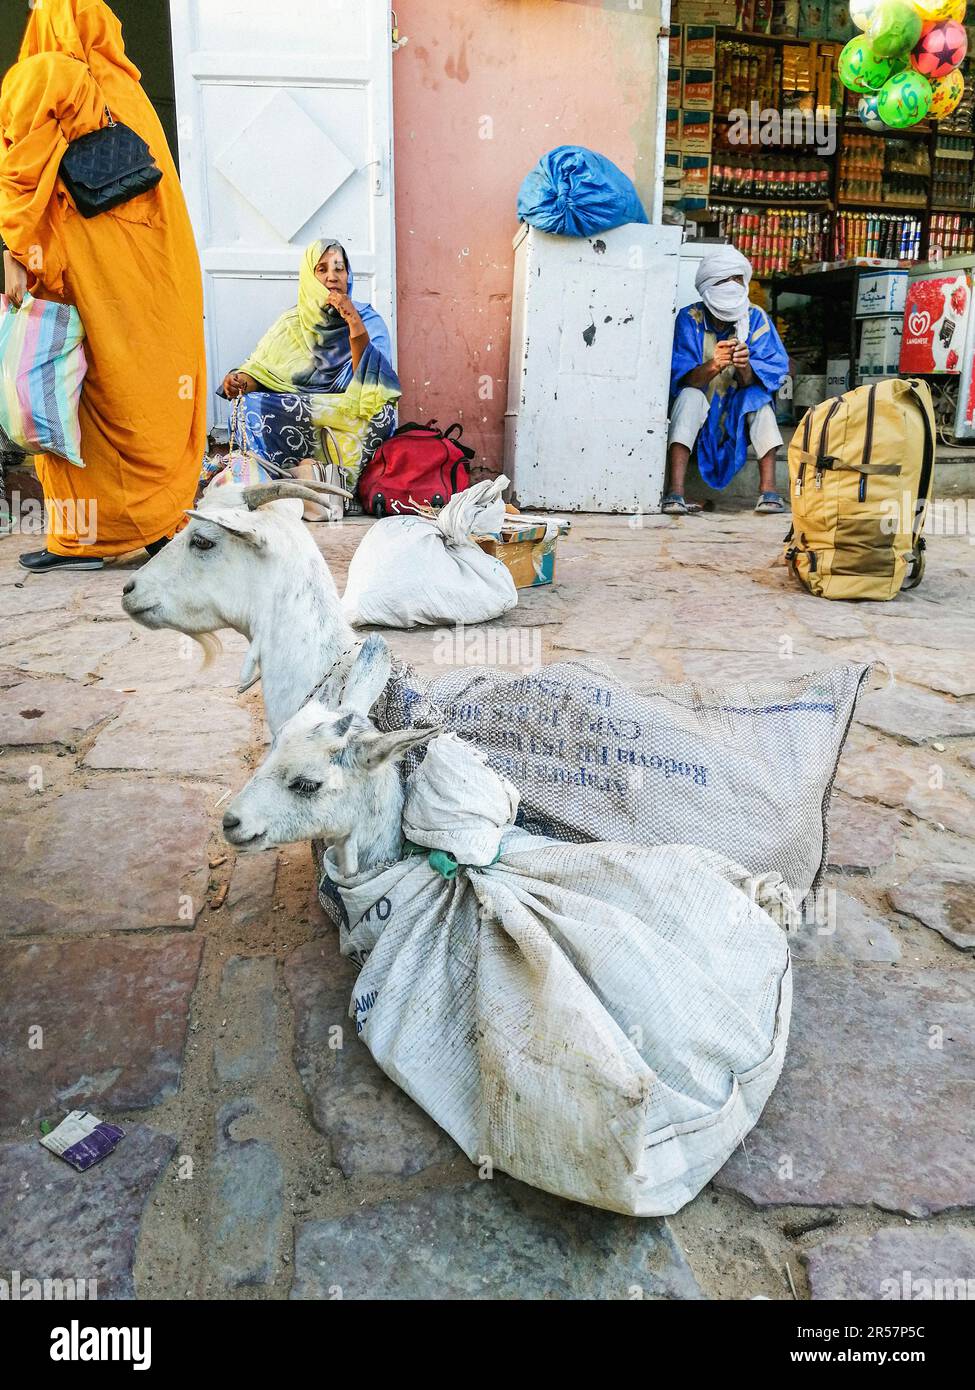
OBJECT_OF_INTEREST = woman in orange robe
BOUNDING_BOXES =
[0,0,205,571]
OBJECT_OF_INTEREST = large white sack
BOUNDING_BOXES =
[342,477,518,628]
[372,657,873,904]
[324,734,792,1217]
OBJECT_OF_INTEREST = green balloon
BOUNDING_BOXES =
[878,68,933,125]
[867,0,923,56]
[837,35,907,92]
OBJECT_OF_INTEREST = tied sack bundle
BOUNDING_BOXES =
[373,657,874,904]
[325,734,793,1217]
[341,476,518,628]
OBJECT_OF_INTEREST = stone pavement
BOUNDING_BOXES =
[1,506,973,1301]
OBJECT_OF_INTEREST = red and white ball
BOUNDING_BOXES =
[911,19,968,81]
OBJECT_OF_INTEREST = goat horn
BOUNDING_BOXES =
[242,479,352,510]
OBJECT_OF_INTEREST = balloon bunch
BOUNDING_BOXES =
[839,0,969,128]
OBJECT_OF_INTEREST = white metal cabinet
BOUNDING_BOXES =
[503,222,681,512]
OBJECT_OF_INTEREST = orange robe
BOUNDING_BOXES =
[0,0,205,556]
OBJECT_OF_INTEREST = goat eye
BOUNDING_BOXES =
[288,776,322,796]
[190,533,215,552]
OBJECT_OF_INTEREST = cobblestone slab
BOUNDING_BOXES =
[0,782,211,935]
[292,1175,702,1300]
[0,678,123,746]
[805,1226,975,1300]
[0,1126,175,1300]
[715,966,975,1215]
[0,935,204,1126]
[209,1099,284,1289]
[284,936,457,1177]
[889,864,975,951]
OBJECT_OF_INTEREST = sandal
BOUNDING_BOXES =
[18,548,104,572]
[661,493,703,516]
[755,492,786,514]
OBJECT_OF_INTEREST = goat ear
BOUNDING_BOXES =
[342,634,393,717]
[185,510,267,548]
[354,725,436,773]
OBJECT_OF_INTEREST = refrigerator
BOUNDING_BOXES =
[503,222,682,512]
[900,255,975,441]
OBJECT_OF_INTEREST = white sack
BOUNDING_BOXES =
[326,734,792,1217]
[373,658,873,904]
[401,732,519,865]
[342,477,518,628]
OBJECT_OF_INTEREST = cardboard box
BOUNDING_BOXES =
[663,151,683,204]
[680,109,714,153]
[669,25,683,66]
[826,357,851,396]
[474,516,571,590]
[681,153,712,199]
[683,24,716,65]
[667,70,683,106]
[665,107,681,150]
[682,68,715,110]
[673,0,736,21]
[855,268,908,319]
[859,316,904,377]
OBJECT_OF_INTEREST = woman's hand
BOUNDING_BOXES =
[3,251,28,307]
[325,289,364,331]
[221,369,258,398]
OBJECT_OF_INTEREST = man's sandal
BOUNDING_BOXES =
[754,492,786,514]
[661,493,703,516]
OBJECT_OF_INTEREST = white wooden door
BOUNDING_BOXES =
[168,0,395,427]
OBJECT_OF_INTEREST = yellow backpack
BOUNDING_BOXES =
[784,377,935,601]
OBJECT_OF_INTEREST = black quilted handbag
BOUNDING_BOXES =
[59,106,162,218]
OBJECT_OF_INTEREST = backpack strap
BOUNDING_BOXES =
[442,421,476,459]
[903,378,936,591]
[393,420,443,437]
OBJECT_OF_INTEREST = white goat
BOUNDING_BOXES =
[121,478,362,734]
[222,636,433,877]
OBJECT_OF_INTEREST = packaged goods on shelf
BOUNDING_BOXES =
[709,155,830,201]
[834,211,922,262]
[670,25,684,65]
[682,154,713,199]
[685,23,717,65]
[666,107,681,150]
[682,67,716,109]
[708,203,829,275]
[681,110,715,153]
[929,213,975,257]
[667,68,683,106]
[858,317,903,380]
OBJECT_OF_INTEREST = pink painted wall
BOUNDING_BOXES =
[392,0,662,471]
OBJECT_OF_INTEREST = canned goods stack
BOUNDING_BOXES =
[929,213,975,257]
[833,211,922,260]
[709,205,829,276]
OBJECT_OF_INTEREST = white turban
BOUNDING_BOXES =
[695,246,753,345]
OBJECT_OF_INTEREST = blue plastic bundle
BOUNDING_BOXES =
[516,145,648,237]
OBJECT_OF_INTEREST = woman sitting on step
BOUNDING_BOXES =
[219,237,401,495]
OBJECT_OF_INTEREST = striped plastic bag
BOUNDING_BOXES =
[0,293,87,466]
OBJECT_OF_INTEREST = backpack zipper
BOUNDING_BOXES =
[796,409,812,496]
[858,383,877,504]
[815,397,842,490]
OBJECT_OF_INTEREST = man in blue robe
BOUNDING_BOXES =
[664,246,789,515]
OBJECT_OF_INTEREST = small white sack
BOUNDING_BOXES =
[341,477,518,628]
[329,734,792,1217]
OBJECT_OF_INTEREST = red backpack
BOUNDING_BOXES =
[357,420,474,517]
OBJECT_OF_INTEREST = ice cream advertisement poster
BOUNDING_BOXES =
[899,272,971,375]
